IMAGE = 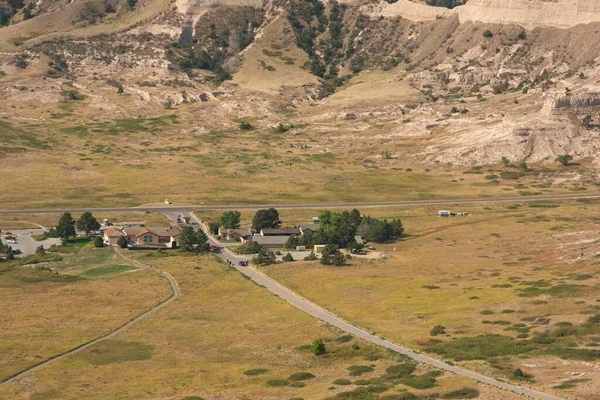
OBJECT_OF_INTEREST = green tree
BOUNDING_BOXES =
[555,154,573,166]
[583,114,592,128]
[220,210,241,229]
[56,212,76,241]
[514,368,524,378]
[483,29,494,38]
[35,245,45,254]
[117,235,128,249]
[304,251,317,261]
[179,227,210,253]
[93,236,104,248]
[208,221,221,235]
[284,235,301,249]
[320,244,342,265]
[500,156,510,166]
[282,253,294,262]
[76,211,100,236]
[252,208,281,231]
[252,250,276,266]
[311,338,326,355]
[6,249,15,260]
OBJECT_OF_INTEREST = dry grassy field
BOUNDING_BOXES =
[0,251,521,400]
[260,199,600,399]
[0,246,169,382]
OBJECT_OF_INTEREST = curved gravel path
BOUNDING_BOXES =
[0,248,179,388]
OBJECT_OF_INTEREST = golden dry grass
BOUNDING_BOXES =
[0,247,169,381]
[0,253,519,399]
[261,200,600,398]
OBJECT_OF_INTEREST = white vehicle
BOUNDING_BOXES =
[6,239,17,244]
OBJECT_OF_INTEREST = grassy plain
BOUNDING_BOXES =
[261,199,600,399]
[0,246,169,381]
[0,253,517,400]
[0,104,595,211]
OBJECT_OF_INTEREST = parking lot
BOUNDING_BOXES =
[2,229,61,256]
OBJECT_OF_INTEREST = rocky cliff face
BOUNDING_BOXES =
[366,0,600,28]
[457,0,600,28]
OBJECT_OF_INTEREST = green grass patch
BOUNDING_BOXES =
[84,340,154,365]
[80,265,136,277]
[426,334,534,360]
[516,284,585,298]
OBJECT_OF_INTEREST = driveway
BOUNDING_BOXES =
[2,229,61,256]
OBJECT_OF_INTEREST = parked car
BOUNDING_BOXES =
[6,239,16,244]
[238,260,248,267]
[12,249,21,255]
[275,251,282,255]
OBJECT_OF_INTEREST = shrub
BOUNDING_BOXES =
[304,251,318,261]
[288,381,305,387]
[282,253,294,262]
[336,334,353,343]
[265,379,289,387]
[480,310,493,315]
[333,378,352,385]
[381,394,417,400]
[347,365,374,376]
[483,30,493,38]
[288,372,315,381]
[93,236,104,248]
[312,338,326,355]
[117,236,128,248]
[430,325,446,336]
[399,375,436,389]
[443,388,480,399]
[243,368,268,376]
[426,334,534,360]
[385,363,416,376]
[239,122,253,130]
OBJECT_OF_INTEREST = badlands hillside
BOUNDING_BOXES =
[1,0,600,206]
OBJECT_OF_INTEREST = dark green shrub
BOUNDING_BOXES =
[243,368,268,376]
[430,325,446,336]
[312,338,326,355]
[443,387,480,398]
[288,381,305,387]
[332,378,352,385]
[483,30,494,38]
[347,365,374,376]
[399,375,436,389]
[385,363,415,376]
[266,379,289,387]
[288,372,315,381]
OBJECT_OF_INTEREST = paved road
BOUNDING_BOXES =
[0,192,599,215]
[0,248,180,388]
[189,213,562,400]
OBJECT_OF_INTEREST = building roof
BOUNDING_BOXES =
[250,236,290,246]
[104,227,124,237]
[299,225,319,232]
[261,228,300,236]
[220,228,253,237]
[114,226,182,239]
